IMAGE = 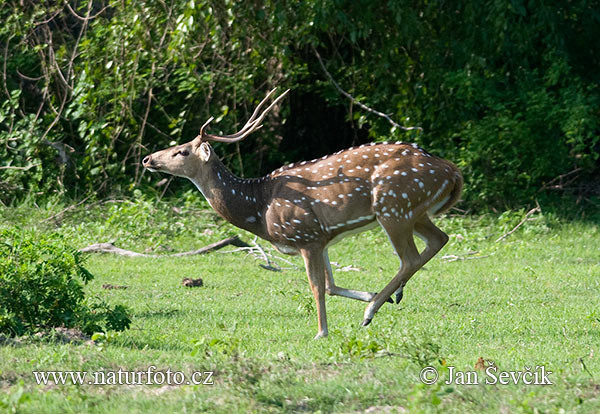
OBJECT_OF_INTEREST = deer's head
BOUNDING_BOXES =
[142,88,289,179]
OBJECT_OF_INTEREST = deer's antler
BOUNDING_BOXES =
[197,88,289,143]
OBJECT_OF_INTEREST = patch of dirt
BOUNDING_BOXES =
[102,283,129,290]
[182,277,204,287]
[35,327,93,344]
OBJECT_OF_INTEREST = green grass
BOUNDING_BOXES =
[1,199,599,413]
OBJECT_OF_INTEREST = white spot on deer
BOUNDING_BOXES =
[364,168,370,172]
[411,167,418,172]
[231,189,236,195]
[292,219,301,224]
[418,181,425,189]
[332,201,338,205]
[394,170,400,175]
[275,201,281,207]
[246,216,256,223]
[401,171,407,176]
[402,193,408,199]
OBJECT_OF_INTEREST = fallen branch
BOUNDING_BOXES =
[441,251,490,263]
[79,236,249,257]
[538,168,582,192]
[495,205,542,243]
[220,245,300,271]
[314,48,422,133]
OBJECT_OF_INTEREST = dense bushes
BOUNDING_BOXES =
[0,1,598,209]
[0,229,131,336]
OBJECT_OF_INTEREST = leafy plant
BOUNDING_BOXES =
[0,228,131,336]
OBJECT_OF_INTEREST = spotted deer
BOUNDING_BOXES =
[142,88,463,339]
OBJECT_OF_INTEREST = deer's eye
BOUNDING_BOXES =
[180,150,189,156]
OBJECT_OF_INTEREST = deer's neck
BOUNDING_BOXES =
[189,158,269,237]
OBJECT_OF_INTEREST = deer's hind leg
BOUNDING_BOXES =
[393,215,449,303]
[361,217,422,326]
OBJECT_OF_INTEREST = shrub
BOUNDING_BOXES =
[0,228,131,336]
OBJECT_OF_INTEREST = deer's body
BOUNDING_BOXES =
[143,89,462,338]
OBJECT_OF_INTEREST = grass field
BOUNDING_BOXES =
[1,198,599,413]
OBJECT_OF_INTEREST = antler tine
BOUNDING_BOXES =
[199,117,214,137]
[201,88,289,143]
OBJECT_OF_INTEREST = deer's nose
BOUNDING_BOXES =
[142,155,151,166]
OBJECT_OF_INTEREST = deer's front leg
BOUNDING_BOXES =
[301,247,328,339]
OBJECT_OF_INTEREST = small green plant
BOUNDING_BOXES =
[0,228,131,336]
[0,380,31,413]
[191,337,241,357]
[329,330,387,360]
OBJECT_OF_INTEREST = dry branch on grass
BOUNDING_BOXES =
[441,251,491,263]
[79,236,249,258]
[80,236,295,272]
[495,204,542,243]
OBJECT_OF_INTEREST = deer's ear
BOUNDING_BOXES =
[199,142,211,162]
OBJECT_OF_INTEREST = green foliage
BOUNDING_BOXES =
[0,228,131,336]
[329,330,386,360]
[0,0,598,209]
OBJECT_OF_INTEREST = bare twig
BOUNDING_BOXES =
[0,164,39,171]
[220,245,300,271]
[39,0,93,143]
[253,239,284,272]
[538,167,583,192]
[441,251,491,263]
[495,204,542,243]
[79,236,250,257]
[65,3,111,21]
[42,195,92,223]
[314,48,422,133]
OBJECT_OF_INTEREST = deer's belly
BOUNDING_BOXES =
[272,242,300,255]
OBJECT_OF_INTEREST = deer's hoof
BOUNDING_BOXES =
[361,318,372,327]
[314,331,328,339]
[395,290,404,304]
[374,292,394,304]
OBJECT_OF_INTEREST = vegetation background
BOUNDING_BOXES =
[1,2,600,412]
[1,0,598,212]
